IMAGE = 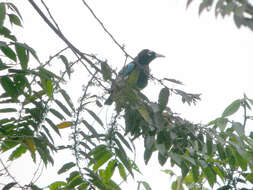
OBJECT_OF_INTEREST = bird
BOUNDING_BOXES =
[104,49,165,105]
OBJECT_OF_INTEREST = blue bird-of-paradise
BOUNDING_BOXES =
[104,49,165,105]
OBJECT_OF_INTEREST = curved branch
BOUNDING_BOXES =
[80,0,134,59]
[27,0,101,73]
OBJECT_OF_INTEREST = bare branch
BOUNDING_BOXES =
[27,0,101,73]
[0,159,22,189]
[80,0,134,59]
[40,0,61,31]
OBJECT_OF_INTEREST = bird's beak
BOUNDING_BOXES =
[155,53,165,58]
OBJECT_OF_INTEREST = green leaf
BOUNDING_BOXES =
[50,108,65,120]
[186,0,193,8]
[140,181,152,190]
[1,139,19,152]
[246,173,253,184]
[67,171,80,182]
[115,132,132,152]
[104,180,121,190]
[88,144,107,156]
[203,166,216,187]
[115,147,133,177]
[8,14,22,26]
[9,144,27,160]
[206,134,213,156]
[156,143,166,155]
[191,165,199,182]
[42,125,54,144]
[233,148,247,171]
[216,143,226,160]
[77,182,89,190]
[45,118,61,136]
[55,99,72,117]
[30,184,42,190]
[60,89,75,111]
[0,45,16,61]
[101,62,112,81]
[82,120,99,139]
[39,67,61,80]
[1,76,18,100]
[34,137,54,165]
[17,43,39,61]
[117,162,127,181]
[114,138,127,157]
[58,162,76,174]
[59,55,71,79]
[158,87,170,111]
[199,0,213,15]
[213,165,225,181]
[144,135,155,164]
[170,153,182,166]
[43,79,53,98]
[0,108,17,113]
[248,98,253,106]
[93,149,112,171]
[3,182,17,190]
[232,122,244,136]
[158,151,168,166]
[85,168,105,189]
[222,99,240,117]
[197,133,204,151]
[225,147,236,168]
[85,108,103,127]
[49,181,66,190]
[184,173,195,185]
[0,26,16,41]
[67,175,83,189]
[14,74,29,90]
[144,147,153,165]
[0,58,9,70]
[181,155,196,165]
[216,185,232,190]
[103,160,117,183]
[0,3,6,28]
[15,42,28,69]
[216,117,228,131]
[181,161,189,178]
[138,105,151,124]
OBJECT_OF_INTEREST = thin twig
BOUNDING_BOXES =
[30,159,43,185]
[0,159,22,188]
[80,0,133,59]
[42,47,69,67]
[40,0,61,31]
[27,0,110,94]
[27,0,101,73]
[72,70,98,182]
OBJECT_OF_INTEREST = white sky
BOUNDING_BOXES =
[1,0,253,189]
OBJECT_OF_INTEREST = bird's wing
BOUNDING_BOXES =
[119,62,136,77]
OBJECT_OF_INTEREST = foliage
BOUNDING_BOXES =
[188,0,253,31]
[0,1,253,190]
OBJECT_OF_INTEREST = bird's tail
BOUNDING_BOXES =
[104,94,113,105]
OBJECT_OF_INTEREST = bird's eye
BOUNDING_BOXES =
[147,51,153,56]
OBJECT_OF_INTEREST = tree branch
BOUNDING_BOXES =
[27,0,101,74]
[80,0,134,59]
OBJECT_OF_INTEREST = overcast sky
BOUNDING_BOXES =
[2,0,253,189]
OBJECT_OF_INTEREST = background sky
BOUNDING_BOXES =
[2,0,253,189]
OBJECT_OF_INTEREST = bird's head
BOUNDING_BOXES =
[136,49,165,65]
